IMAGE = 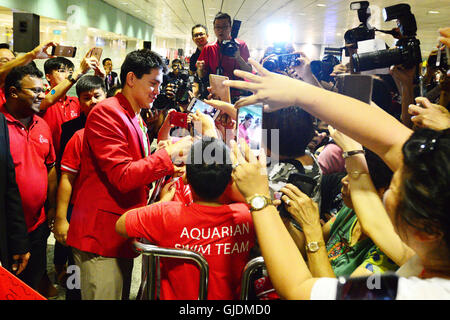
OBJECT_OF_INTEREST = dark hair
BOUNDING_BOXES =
[44,57,74,74]
[364,148,393,190]
[102,58,112,66]
[0,43,10,50]
[75,75,106,97]
[186,138,232,201]
[263,106,314,158]
[192,24,208,37]
[4,64,43,98]
[120,49,168,87]
[398,128,450,248]
[214,12,232,26]
[244,113,254,121]
[171,59,182,66]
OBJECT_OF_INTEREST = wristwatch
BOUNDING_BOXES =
[305,241,325,253]
[342,149,365,159]
[247,194,272,212]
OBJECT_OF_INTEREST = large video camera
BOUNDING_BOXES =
[344,1,375,48]
[153,69,190,110]
[219,20,242,57]
[351,3,422,73]
[262,43,300,73]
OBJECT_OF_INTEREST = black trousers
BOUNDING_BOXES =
[17,222,50,290]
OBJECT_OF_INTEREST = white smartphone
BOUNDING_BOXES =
[237,104,263,156]
[187,98,220,120]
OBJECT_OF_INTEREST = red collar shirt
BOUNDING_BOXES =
[0,105,56,232]
[42,94,80,158]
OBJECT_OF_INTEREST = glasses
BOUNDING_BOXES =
[22,87,45,95]
[57,68,73,74]
[193,32,206,38]
[214,25,230,31]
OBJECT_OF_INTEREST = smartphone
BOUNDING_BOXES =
[89,47,103,61]
[237,104,263,156]
[336,273,399,300]
[169,111,188,129]
[51,45,77,58]
[209,74,231,103]
[187,98,220,120]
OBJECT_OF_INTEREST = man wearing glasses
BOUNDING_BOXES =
[0,64,57,293]
[196,12,251,102]
[189,24,209,99]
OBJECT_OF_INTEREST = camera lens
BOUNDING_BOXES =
[351,47,404,72]
[263,57,278,72]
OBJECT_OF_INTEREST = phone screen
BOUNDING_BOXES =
[237,104,263,156]
[187,98,220,119]
[52,46,77,58]
[336,273,399,300]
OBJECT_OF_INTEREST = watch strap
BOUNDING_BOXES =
[342,149,365,159]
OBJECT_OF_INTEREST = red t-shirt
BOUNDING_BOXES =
[0,105,56,232]
[60,129,84,205]
[125,201,255,300]
[42,95,80,158]
[198,39,250,96]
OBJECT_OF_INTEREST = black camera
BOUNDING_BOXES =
[263,53,301,73]
[351,3,422,72]
[344,1,375,50]
[278,173,316,228]
[153,70,190,110]
[219,20,241,57]
[310,54,341,82]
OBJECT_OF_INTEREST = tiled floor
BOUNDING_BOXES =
[46,234,142,300]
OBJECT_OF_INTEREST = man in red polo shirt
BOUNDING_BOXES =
[40,51,103,159]
[0,64,57,291]
[196,12,252,102]
[66,49,193,300]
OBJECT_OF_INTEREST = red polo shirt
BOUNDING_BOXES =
[60,128,84,205]
[198,39,250,96]
[42,94,80,158]
[0,105,56,232]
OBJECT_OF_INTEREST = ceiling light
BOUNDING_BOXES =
[316,4,326,7]
[428,10,439,14]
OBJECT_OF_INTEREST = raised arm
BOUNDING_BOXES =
[224,59,413,172]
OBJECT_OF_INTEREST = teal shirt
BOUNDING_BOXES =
[326,206,397,277]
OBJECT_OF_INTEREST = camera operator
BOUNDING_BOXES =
[196,12,251,103]
[189,24,209,99]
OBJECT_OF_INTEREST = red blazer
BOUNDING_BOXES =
[67,93,174,258]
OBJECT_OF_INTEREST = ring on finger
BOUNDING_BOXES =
[285,199,291,206]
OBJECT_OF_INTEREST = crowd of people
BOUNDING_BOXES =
[0,8,449,301]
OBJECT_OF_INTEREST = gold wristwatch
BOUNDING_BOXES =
[247,194,272,212]
[305,241,325,253]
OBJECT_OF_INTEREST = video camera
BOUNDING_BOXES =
[262,42,301,73]
[344,1,375,50]
[153,69,190,110]
[219,20,242,57]
[351,3,422,73]
[310,54,341,82]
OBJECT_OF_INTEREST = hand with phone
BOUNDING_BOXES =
[190,109,218,138]
[30,41,57,60]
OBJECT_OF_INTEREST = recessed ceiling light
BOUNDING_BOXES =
[316,4,326,7]
[428,10,439,14]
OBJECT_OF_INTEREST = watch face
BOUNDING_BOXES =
[251,196,266,210]
[308,242,320,252]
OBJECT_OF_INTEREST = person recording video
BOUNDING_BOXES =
[196,12,251,102]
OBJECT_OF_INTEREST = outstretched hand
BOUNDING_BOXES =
[409,97,450,131]
[223,58,306,111]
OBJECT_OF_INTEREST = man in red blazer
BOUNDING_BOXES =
[66,50,192,300]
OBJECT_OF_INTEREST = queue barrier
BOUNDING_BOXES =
[133,240,209,300]
[240,256,266,300]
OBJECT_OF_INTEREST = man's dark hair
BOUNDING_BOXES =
[244,113,254,121]
[44,57,74,74]
[263,106,314,158]
[0,43,10,50]
[191,24,208,37]
[214,12,232,26]
[171,59,182,66]
[120,49,168,87]
[186,138,232,201]
[75,75,106,97]
[4,64,43,98]
[102,57,112,66]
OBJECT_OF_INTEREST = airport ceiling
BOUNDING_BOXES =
[103,0,449,55]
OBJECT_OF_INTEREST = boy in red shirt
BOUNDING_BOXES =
[116,138,255,299]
